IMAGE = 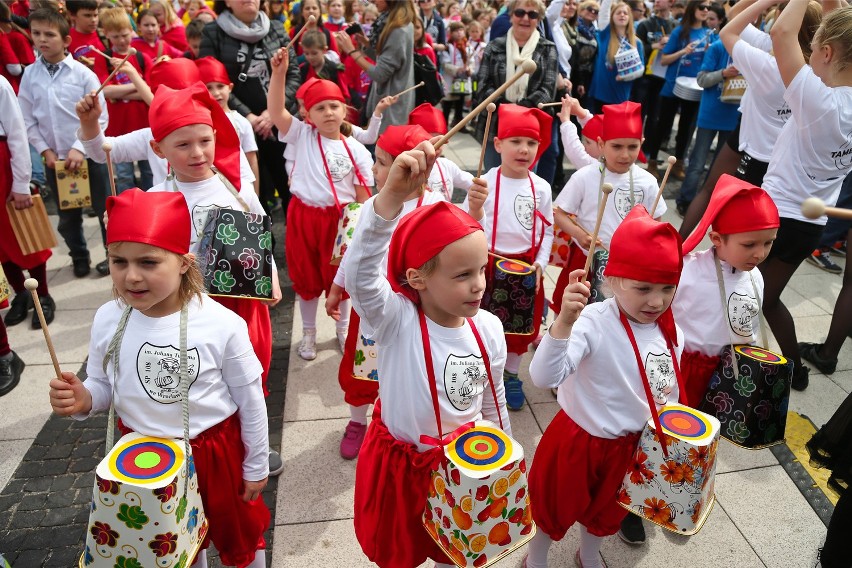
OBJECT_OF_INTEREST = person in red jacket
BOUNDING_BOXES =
[148,0,188,53]
[67,0,108,82]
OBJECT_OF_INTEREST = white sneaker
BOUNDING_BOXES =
[336,327,347,353]
[298,329,317,361]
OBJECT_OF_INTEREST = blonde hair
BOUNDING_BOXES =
[606,2,638,65]
[797,0,824,61]
[148,0,180,30]
[100,6,133,33]
[378,0,416,53]
[813,5,852,73]
[509,0,546,17]
[108,244,205,307]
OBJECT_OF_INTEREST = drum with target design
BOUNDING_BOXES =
[482,258,536,336]
[423,421,535,567]
[699,344,793,449]
[617,404,721,535]
[80,433,207,568]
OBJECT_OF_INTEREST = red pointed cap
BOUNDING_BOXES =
[408,102,448,135]
[302,78,345,111]
[149,82,242,191]
[377,125,432,158]
[682,174,780,255]
[296,77,322,101]
[148,57,202,91]
[602,101,643,141]
[195,56,231,86]
[496,104,552,165]
[605,205,683,285]
[106,189,191,255]
[581,114,603,142]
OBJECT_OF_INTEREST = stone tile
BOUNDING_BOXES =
[828,370,852,393]
[39,269,113,310]
[714,466,824,568]
[793,314,852,374]
[0,439,33,490]
[780,287,829,318]
[528,401,560,437]
[5,307,98,368]
[788,373,849,428]
[714,439,779,475]
[0,363,54,441]
[786,273,843,315]
[271,519,382,568]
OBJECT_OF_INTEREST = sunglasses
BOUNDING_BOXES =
[698,4,712,10]
[586,7,600,14]
[513,9,541,19]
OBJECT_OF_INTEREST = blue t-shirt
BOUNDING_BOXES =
[588,27,645,105]
[696,39,740,131]
[661,25,711,97]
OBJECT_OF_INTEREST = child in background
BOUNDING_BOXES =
[463,104,555,411]
[325,0,347,33]
[268,47,374,361]
[197,56,261,195]
[346,140,507,568]
[414,17,438,68]
[132,9,184,62]
[441,21,471,129]
[408,103,473,201]
[299,30,350,104]
[674,174,779,407]
[558,94,604,171]
[184,18,206,59]
[466,20,486,93]
[148,0,188,53]
[67,0,108,82]
[48,189,270,568]
[526,206,685,568]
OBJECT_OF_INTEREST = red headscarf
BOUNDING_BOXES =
[581,114,604,142]
[377,125,432,158]
[602,101,643,141]
[148,57,202,91]
[195,56,231,85]
[106,189,190,255]
[302,78,345,111]
[387,202,483,303]
[496,104,552,165]
[408,103,448,135]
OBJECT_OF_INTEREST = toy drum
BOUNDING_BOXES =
[483,258,536,335]
[699,345,793,449]
[588,249,609,304]
[720,75,747,104]
[353,327,379,382]
[423,421,535,567]
[80,432,208,568]
[617,404,720,536]
[197,207,273,300]
[615,47,644,81]
[673,76,703,101]
[331,202,362,266]
[548,228,572,267]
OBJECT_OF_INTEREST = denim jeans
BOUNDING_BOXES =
[114,160,154,192]
[46,159,109,260]
[819,171,852,247]
[29,144,46,187]
[677,127,731,206]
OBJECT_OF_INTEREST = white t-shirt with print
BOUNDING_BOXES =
[530,298,684,439]
[278,118,375,208]
[673,248,765,357]
[428,157,474,201]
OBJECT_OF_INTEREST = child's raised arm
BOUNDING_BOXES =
[267,46,294,136]
[76,91,105,146]
[767,0,807,86]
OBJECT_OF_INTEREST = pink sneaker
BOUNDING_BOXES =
[340,420,367,460]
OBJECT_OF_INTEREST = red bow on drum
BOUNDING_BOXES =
[420,421,476,448]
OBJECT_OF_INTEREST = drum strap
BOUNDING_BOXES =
[598,162,634,208]
[417,308,503,447]
[167,168,251,213]
[490,168,543,262]
[436,161,450,201]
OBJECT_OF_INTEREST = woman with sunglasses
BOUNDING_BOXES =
[643,0,712,181]
[570,0,601,102]
[587,1,644,113]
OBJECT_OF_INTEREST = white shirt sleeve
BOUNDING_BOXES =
[560,121,597,170]
[0,77,32,194]
[740,24,773,53]
[228,379,270,481]
[351,114,383,145]
[77,127,154,165]
[529,331,580,389]
[442,157,474,190]
[17,69,49,157]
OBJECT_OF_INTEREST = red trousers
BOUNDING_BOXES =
[550,242,587,315]
[338,311,379,407]
[680,350,722,408]
[285,196,340,301]
[0,140,52,268]
[211,296,272,396]
[528,410,639,538]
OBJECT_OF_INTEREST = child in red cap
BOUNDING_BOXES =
[49,189,270,568]
[268,47,374,361]
[408,102,474,201]
[673,174,779,406]
[463,103,555,411]
[527,206,686,568]
[557,94,604,170]
[345,139,506,568]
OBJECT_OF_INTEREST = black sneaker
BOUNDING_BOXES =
[269,450,284,477]
[32,294,55,330]
[72,257,91,278]
[792,365,810,391]
[0,351,25,397]
[829,241,847,258]
[95,259,110,276]
[676,201,690,218]
[805,248,842,274]
[3,292,32,326]
[617,514,646,545]
[798,342,837,375]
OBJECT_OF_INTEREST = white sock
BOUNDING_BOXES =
[505,353,522,375]
[245,549,265,568]
[190,549,207,568]
[526,529,552,568]
[337,298,351,330]
[350,404,370,425]
[298,296,319,330]
[579,525,604,568]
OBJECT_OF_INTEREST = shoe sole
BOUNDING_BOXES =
[805,256,842,274]
[798,343,837,375]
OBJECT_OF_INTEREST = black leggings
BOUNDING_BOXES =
[644,95,700,161]
[821,489,852,568]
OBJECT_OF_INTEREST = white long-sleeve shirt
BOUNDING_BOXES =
[428,157,474,201]
[345,201,510,452]
[0,76,32,195]
[560,117,597,171]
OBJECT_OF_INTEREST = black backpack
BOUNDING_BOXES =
[412,52,443,106]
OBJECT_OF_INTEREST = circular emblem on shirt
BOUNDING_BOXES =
[443,354,486,411]
[136,343,200,404]
[613,186,645,219]
[644,352,675,406]
[727,292,758,338]
[513,195,534,230]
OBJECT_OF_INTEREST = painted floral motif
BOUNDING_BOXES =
[148,532,178,557]
[354,350,366,366]
[175,496,188,523]
[239,248,261,270]
[688,446,709,467]
[116,504,149,529]
[188,455,196,479]
[726,420,750,443]
[628,449,654,485]
[361,335,375,346]
[114,555,144,568]
[733,372,757,397]
[91,521,119,547]
[708,391,734,415]
[187,507,199,533]
[643,497,677,530]
[255,276,272,297]
[215,223,239,246]
[97,476,120,495]
[258,231,272,250]
[367,369,379,381]
[177,551,189,568]
[211,270,236,292]
[83,545,94,566]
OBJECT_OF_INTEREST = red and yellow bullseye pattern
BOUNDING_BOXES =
[447,426,514,472]
[108,436,184,485]
[735,345,787,365]
[495,258,534,277]
[659,407,715,443]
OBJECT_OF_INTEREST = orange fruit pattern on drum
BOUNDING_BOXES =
[452,506,473,530]
[469,533,487,553]
[488,521,511,546]
[490,476,509,499]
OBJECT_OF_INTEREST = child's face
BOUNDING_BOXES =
[188,0,203,17]
[468,26,482,41]
[109,242,189,317]
[450,28,465,41]
[72,8,99,34]
[363,11,377,25]
[187,36,202,57]
[599,137,641,174]
[582,135,603,159]
[494,136,540,178]
[307,99,346,137]
[30,20,70,62]
[412,232,489,327]
[106,28,134,54]
[372,146,393,191]
[205,81,232,110]
[612,5,630,28]
[328,0,344,18]
[122,0,134,14]
[269,0,285,15]
[613,277,677,325]
[150,124,216,183]
[710,228,777,272]
[139,15,160,42]
[302,0,321,21]
[303,46,326,69]
[413,21,424,41]
[149,4,166,27]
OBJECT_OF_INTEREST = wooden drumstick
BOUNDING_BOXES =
[434,59,537,151]
[650,156,677,217]
[476,103,497,178]
[488,251,514,263]
[390,81,424,99]
[583,183,614,277]
[291,15,317,46]
[801,197,852,221]
[94,48,137,97]
[102,142,118,197]
[24,279,63,381]
[88,45,112,60]
[537,102,562,108]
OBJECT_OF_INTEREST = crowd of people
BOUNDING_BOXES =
[0,0,850,567]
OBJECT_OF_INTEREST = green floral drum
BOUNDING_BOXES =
[197,208,273,300]
[80,433,207,568]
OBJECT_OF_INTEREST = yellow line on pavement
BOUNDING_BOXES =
[785,411,839,505]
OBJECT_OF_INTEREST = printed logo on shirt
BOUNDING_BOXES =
[428,177,451,201]
[644,352,675,406]
[324,151,353,182]
[192,203,226,236]
[832,133,852,169]
[613,187,645,219]
[776,104,791,119]
[514,195,535,231]
[443,354,487,411]
[727,292,758,338]
[136,343,200,404]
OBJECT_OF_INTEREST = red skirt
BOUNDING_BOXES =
[119,413,270,568]
[212,296,272,396]
[550,242,587,315]
[338,310,379,407]
[0,140,52,268]
[354,412,452,567]
[680,350,722,408]
[528,410,639,538]
[285,196,341,301]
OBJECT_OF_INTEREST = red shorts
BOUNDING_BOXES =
[212,296,272,396]
[550,242,587,315]
[0,141,52,268]
[119,413,270,568]
[528,410,639,538]
[338,310,379,407]
[285,196,341,301]
[680,350,722,408]
[354,412,452,567]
